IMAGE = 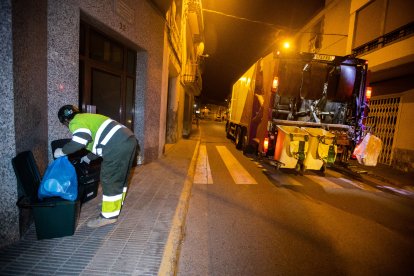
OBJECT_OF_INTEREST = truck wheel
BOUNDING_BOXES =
[226,123,232,139]
[241,134,249,154]
[235,127,243,150]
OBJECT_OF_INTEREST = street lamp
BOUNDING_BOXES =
[282,41,291,49]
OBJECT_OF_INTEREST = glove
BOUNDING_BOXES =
[53,148,66,158]
[80,155,91,164]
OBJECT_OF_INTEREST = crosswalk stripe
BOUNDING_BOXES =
[327,170,380,192]
[268,172,304,186]
[193,145,213,184]
[337,177,379,192]
[216,146,258,184]
[304,174,343,190]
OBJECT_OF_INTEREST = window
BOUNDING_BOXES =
[354,0,385,48]
[79,21,136,129]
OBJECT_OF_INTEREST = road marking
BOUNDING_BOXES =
[216,146,258,184]
[193,145,213,184]
[337,177,379,192]
[267,172,304,186]
[305,175,343,190]
[327,170,380,192]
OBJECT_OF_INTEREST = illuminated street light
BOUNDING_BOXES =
[283,40,291,49]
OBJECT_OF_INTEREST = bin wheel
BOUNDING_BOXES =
[294,163,301,175]
[300,164,305,175]
[295,163,304,176]
[320,164,326,176]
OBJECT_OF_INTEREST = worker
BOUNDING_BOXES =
[54,105,138,228]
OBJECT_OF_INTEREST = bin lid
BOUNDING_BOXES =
[304,127,336,138]
[12,151,41,202]
[277,125,308,136]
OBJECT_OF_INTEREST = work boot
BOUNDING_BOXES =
[87,215,117,228]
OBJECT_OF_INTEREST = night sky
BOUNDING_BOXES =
[200,0,324,104]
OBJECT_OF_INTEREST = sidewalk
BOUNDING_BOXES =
[0,131,200,276]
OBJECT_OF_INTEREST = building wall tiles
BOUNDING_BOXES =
[0,0,19,249]
[1,0,167,248]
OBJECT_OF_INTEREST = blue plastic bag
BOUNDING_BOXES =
[38,156,78,201]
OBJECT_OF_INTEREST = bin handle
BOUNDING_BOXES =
[290,133,309,142]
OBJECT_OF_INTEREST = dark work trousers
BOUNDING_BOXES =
[100,132,137,218]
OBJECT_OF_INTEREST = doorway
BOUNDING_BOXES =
[79,21,136,130]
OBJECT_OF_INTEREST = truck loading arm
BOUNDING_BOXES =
[272,119,350,131]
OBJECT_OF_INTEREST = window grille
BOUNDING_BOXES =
[365,95,401,165]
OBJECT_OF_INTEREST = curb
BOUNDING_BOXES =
[158,139,200,276]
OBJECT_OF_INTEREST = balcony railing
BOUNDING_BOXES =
[187,0,202,14]
[182,63,202,95]
[352,21,414,56]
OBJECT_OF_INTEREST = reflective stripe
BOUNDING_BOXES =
[92,119,113,154]
[102,194,123,218]
[122,187,127,205]
[73,128,92,136]
[103,194,123,202]
[101,125,124,145]
[101,210,120,218]
[72,135,88,145]
[102,189,128,218]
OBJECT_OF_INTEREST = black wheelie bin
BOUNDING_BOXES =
[12,151,80,240]
[51,139,100,204]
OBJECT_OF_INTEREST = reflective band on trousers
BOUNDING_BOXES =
[101,187,128,218]
[102,194,122,218]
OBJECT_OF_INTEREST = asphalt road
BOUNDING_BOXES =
[177,120,414,276]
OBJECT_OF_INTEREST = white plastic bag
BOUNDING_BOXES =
[353,133,382,166]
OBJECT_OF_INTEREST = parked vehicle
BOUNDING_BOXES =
[226,51,369,173]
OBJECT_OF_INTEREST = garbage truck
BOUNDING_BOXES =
[225,51,369,173]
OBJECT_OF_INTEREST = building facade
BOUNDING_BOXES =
[295,0,414,172]
[164,0,204,142]
[0,0,204,248]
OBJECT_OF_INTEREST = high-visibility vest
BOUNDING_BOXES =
[69,113,126,156]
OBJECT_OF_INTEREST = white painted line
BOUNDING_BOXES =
[193,145,213,184]
[305,175,343,190]
[216,146,258,184]
[270,173,303,186]
[337,177,380,192]
[328,170,379,192]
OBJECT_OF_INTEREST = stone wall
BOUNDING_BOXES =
[0,0,19,248]
[0,0,166,248]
